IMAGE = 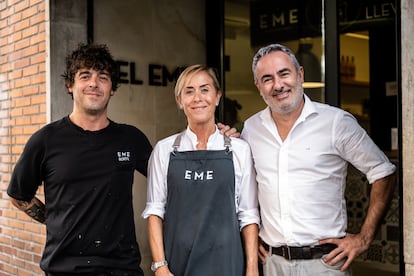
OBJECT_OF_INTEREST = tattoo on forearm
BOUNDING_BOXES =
[13,199,46,224]
[25,204,46,223]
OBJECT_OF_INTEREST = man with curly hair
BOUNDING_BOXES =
[8,43,153,276]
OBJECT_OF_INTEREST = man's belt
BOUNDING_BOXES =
[262,241,337,260]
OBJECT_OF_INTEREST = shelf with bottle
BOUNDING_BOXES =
[340,55,356,81]
[340,79,369,87]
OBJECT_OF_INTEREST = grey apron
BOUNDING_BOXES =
[163,133,244,276]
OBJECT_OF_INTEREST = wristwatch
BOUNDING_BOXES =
[151,260,168,272]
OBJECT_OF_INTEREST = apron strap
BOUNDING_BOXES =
[224,135,231,153]
[172,131,185,155]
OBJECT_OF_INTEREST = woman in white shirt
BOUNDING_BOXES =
[142,64,260,276]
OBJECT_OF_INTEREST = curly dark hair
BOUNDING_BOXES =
[62,43,120,93]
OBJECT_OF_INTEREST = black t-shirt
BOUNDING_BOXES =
[8,116,152,274]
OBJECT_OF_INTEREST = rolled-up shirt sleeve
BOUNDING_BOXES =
[141,141,169,219]
[234,140,261,230]
[334,112,396,183]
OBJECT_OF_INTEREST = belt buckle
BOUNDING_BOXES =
[282,246,292,260]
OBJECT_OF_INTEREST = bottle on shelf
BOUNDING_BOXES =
[340,55,346,80]
[340,55,356,81]
[349,56,356,80]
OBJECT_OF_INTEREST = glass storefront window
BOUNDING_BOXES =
[223,0,325,128]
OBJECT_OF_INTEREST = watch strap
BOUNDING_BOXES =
[151,260,168,272]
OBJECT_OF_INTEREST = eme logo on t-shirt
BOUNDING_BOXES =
[117,151,131,162]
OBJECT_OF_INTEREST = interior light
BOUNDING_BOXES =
[344,33,369,40]
[303,82,325,89]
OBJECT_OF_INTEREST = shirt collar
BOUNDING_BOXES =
[260,94,318,124]
[300,94,318,121]
[184,125,220,149]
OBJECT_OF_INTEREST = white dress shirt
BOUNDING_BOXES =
[241,95,396,247]
[142,126,260,230]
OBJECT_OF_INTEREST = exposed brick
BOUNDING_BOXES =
[10,126,23,136]
[0,44,14,55]
[31,73,45,84]
[9,12,23,26]
[14,135,29,145]
[30,32,45,46]
[0,54,8,64]
[10,108,23,117]
[10,88,23,98]
[22,45,38,57]
[30,94,45,104]
[22,65,38,77]
[30,0,43,6]
[22,86,39,96]
[22,6,38,20]
[38,61,45,72]
[22,25,38,39]
[1,262,17,275]
[8,49,23,62]
[0,62,13,73]
[11,239,25,250]
[14,77,31,88]
[14,58,30,69]
[30,114,46,125]
[14,97,31,107]
[30,11,44,25]
[20,125,39,135]
[14,0,30,13]
[9,68,22,79]
[3,0,60,275]
[10,31,23,43]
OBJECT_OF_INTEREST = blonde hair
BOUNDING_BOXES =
[174,64,221,104]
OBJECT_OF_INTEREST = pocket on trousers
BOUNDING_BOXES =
[319,254,346,271]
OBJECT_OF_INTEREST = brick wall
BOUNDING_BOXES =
[0,0,47,275]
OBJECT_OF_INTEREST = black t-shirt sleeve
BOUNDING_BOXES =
[133,128,153,177]
[7,128,46,201]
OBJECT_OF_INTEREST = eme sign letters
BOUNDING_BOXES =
[117,61,186,87]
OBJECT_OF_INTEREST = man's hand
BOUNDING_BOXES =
[217,122,240,138]
[320,233,370,272]
[258,242,269,264]
[321,174,396,272]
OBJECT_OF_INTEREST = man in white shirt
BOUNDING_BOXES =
[241,43,396,276]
